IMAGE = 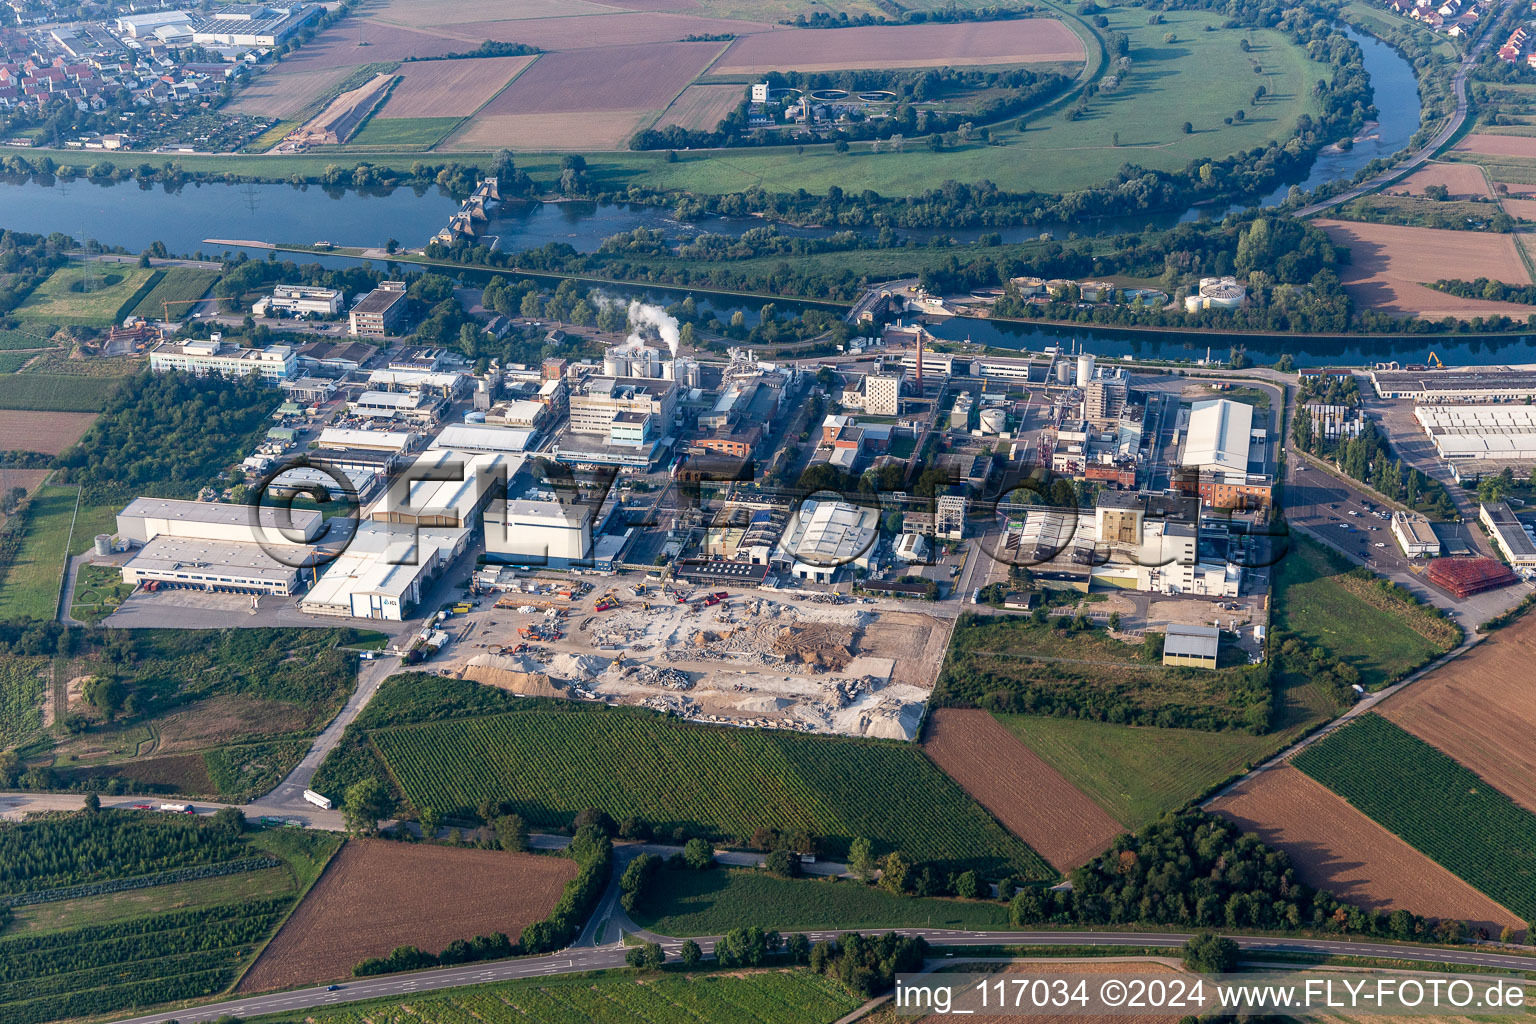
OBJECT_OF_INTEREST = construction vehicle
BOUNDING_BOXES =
[713,592,729,601]
[595,598,616,612]
[703,594,720,607]
[1427,351,1444,368]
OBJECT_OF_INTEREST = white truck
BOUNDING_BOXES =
[303,788,333,810]
[159,803,191,813]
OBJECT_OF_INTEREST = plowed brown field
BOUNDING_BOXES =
[1379,615,1536,812]
[1313,220,1536,320]
[924,709,1121,872]
[1211,766,1521,935]
[480,41,722,113]
[238,839,576,991]
[715,19,1083,74]
[0,410,96,455]
[1387,162,1491,200]
[226,66,355,117]
[1455,133,1536,158]
[380,56,535,117]
[657,83,744,132]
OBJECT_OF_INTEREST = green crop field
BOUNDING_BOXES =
[12,265,158,327]
[126,267,221,321]
[0,485,80,621]
[349,117,462,148]
[368,706,1049,876]
[631,867,1010,936]
[1294,714,1536,919]
[1274,536,1457,688]
[0,373,124,412]
[0,328,58,351]
[0,812,339,1024]
[0,352,32,373]
[267,966,861,1024]
[992,714,1290,830]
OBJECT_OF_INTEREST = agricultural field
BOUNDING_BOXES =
[362,703,1050,876]
[922,709,1121,871]
[0,327,58,350]
[1385,161,1492,199]
[1454,133,1536,158]
[631,866,1011,936]
[0,812,339,1024]
[227,65,357,118]
[991,714,1290,831]
[1273,536,1459,688]
[1211,765,1523,936]
[1293,713,1536,920]
[1313,219,1536,319]
[711,19,1083,74]
[377,56,536,118]
[239,839,577,991]
[126,267,221,322]
[348,117,463,148]
[0,374,123,412]
[0,470,48,530]
[1378,612,1536,813]
[11,264,157,328]
[0,410,96,455]
[268,967,861,1024]
[655,84,747,133]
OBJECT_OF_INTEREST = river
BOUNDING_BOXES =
[0,24,1488,364]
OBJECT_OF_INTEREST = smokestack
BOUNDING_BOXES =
[915,331,924,394]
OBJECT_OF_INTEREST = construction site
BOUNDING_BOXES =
[435,577,953,740]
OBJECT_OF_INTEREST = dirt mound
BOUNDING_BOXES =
[463,653,566,697]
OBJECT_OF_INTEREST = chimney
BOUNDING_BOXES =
[915,331,924,394]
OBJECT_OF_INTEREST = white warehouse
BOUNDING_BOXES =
[1416,404,1536,461]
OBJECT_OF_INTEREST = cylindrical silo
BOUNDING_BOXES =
[94,534,112,556]
[1076,352,1095,387]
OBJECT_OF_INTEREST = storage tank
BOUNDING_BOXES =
[464,411,486,423]
[1076,352,1095,387]
[603,347,628,377]
[979,408,1008,434]
[93,534,112,557]
[1055,359,1072,384]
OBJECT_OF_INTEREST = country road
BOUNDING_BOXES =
[1293,0,1504,218]
[101,930,1536,1024]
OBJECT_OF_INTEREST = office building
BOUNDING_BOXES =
[252,284,341,317]
[349,282,409,337]
[864,371,903,416]
[149,338,295,384]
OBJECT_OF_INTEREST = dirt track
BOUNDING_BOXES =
[1211,766,1521,935]
[923,709,1122,873]
[239,839,575,991]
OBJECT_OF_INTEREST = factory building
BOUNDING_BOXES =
[1391,511,1442,558]
[483,498,594,566]
[1178,399,1272,509]
[349,283,409,337]
[299,523,468,620]
[253,285,342,317]
[1480,501,1536,571]
[348,390,444,424]
[317,427,417,453]
[149,338,295,384]
[864,370,904,416]
[367,369,470,401]
[115,497,323,596]
[1416,405,1536,461]
[1162,624,1220,669]
[1369,366,1536,401]
[1183,277,1247,312]
[431,423,536,455]
[364,449,517,531]
[776,499,879,583]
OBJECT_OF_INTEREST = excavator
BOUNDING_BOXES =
[1427,351,1444,369]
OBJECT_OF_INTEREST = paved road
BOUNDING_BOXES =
[101,930,1536,1024]
[1294,2,1504,218]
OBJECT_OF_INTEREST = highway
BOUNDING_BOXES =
[102,930,1536,1024]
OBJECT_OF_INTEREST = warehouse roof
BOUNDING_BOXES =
[119,497,321,539]
[431,423,535,454]
[1163,622,1220,659]
[778,499,878,566]
[318,427,416,451]
[124,535,308,584]
[1183,399,1254,475]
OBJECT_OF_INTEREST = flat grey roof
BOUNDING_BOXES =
[1164,622,1220,658]
[125,535,306,583]
[120,497,321,535]
[353,288,408,315]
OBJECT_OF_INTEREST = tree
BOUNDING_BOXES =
[385,238,399,254]
[494,813,529,852]
[679,939,702,967]
[718,926,771,966]
[626,941,664,968]
[683,836,715,870]
[419,806,441,840]
[213,806,245,835]
[849,836,877,882]
[952,869,980,900]
[765,848,801,877]
[572,807,615,835]
[83,675,126,721]
[1184,932,1239,973]
[878,851,911,894]
[83,792,101,814]
[343,778,393,835]
[786,932,811,964]
[1182,121,1193,134]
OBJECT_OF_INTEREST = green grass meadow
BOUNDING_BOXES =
[992,714,1291,830]
[0,373,124,411]
[631,867,1011,936]
[13,265,159,327]
[349,117,463,148]
[1274,535,1452,688]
